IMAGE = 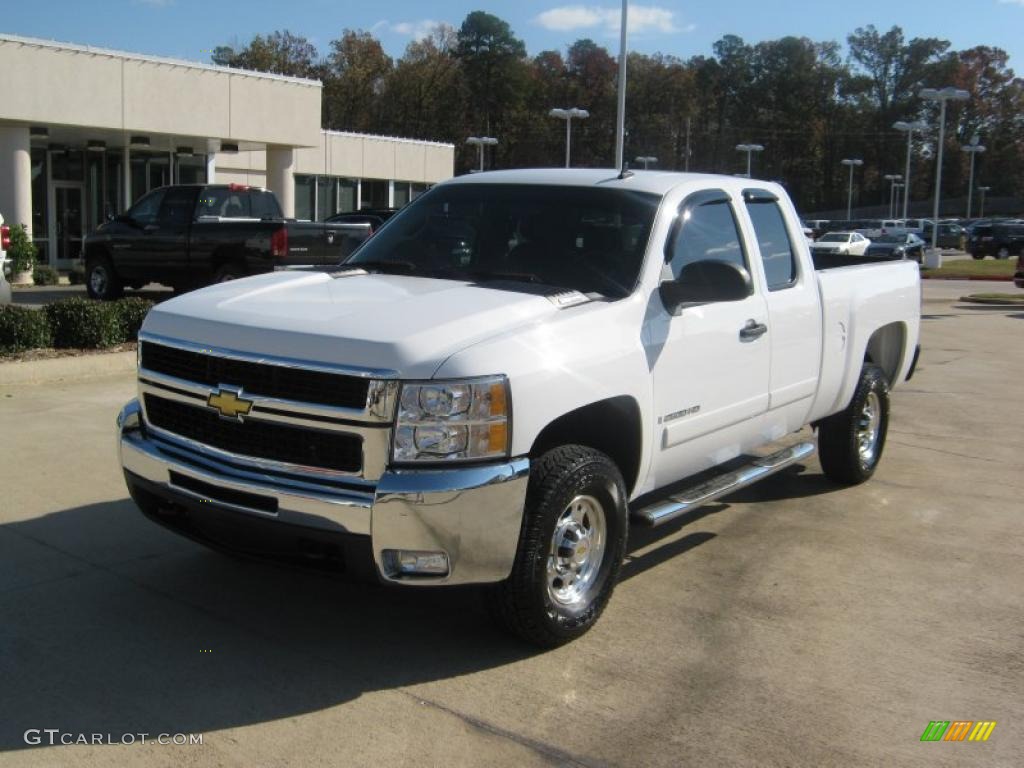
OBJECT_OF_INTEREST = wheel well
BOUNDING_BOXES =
[864,322,906,384]
[530,397,643,496]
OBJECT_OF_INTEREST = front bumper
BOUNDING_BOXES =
[117,399,530,585]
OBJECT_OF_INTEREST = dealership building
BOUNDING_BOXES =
[0,33,455,268]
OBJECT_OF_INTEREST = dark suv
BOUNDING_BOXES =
[967,221,1024,260]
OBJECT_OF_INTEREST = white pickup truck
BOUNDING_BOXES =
[117,169,921,646]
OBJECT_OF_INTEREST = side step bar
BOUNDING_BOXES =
[632,441,817,527]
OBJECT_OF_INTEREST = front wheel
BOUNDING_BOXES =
[997,247,1011,260]
[85,256,123,300]
[488,445,628,647]
[818,364,890,485]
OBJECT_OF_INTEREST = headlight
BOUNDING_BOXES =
[392,375,510,463]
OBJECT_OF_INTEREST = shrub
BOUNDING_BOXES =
[114,297,155,341]
[33,265,60,286]
[68,262,86,285]
[0,306,52,354]
[44,298,124,349]
[7,224,37,273]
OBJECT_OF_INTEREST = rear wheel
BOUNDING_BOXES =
[818,364,890,486]
[488,445,628,647]
[997,246,1011,260]
[85,256,123,300]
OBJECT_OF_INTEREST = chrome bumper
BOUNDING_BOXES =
[117,399,529,585]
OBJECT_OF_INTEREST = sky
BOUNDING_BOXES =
[2,0,1022,70]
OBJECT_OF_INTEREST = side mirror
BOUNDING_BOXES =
[659,259,753,315]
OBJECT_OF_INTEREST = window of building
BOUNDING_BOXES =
[667,199,747,280]
[30,148,47,242]
[361,180,388,209]
[176,155,207,185]
[316,176,336,222]
[338,178,357,213]
[745,199,798,290]
[411,183,428,201]
[50,150,84,182]
[295,175,315,220]
[104,153,123,218]
[393,182,411,208]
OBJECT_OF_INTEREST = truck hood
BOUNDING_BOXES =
[142,270,564,378]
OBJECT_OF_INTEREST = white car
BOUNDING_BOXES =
[811,231,871,257]
[117,169,920,646]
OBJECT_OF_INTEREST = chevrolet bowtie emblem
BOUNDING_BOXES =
[207,387,253,420]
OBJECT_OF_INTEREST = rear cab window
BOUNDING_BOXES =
[743,189,799,290]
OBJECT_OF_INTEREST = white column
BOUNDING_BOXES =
[0,124,33,236]
[206,152,216,184]
[387,179,395,208]
[122,145,132,210]
[266,145,295,218]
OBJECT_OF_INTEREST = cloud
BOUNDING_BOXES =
[534,4,690,35]
[372,19,442,41]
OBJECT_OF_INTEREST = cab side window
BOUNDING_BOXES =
[158,188,197,226]
[745,199,798,290]
[128,189,166,225]
[667,200,747,280]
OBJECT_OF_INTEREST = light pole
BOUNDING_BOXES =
[465,136,498,173]
[977,186,991,218]
[549,108,590,168]
[920,86,970,253]
[893,120,928,220]
[635,155,657,169]
[614,0,628,171]
[841,158,864,220]
[735,143,764,178]
[884,174,902,218]
[961,135,986,218]
[894,182,905,217]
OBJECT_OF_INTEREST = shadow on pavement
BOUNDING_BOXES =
[0,466,835,750]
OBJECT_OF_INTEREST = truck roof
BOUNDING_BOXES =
[442,168,778,198]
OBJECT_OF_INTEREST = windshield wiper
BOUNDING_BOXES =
[454,270,548,285]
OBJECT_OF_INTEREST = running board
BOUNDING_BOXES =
[632,441,817,527]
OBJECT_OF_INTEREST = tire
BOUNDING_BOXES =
[997,246,1010,260]
[488,445,628,647]
[213,262,246,283]
[972,253,985,260]
[85,255,123,300]
[818,364,890,486]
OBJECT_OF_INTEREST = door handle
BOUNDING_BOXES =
[739,320,768,341]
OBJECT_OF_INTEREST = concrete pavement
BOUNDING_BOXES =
[0,282,1021,767]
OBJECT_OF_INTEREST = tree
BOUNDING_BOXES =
[323,31,393,132]
[209,31,320,79]
[455,12,528,143]
[383,25,465,141]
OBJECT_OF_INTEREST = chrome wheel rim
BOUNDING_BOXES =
[857,391,882,467]
[89,265,108,295]
[547,494,607,607]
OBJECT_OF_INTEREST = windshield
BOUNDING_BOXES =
[345,184,661,298]
[819,234,848,243]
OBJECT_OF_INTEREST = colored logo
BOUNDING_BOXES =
[920,721,996,742]
[207,387,253,420]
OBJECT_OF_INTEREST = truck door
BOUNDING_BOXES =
[147,187,197,285]
[741,189,822,436]
[646,190,770,487]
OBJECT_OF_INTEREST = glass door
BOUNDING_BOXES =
[54,183,85,266]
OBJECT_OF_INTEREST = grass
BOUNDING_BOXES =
[921,258,1017,279]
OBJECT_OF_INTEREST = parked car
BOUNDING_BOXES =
[865,233,926,262]
[0,219,11,306]
[967,221,1024,260]
[117,168,921,646]
[83,184,372,299]
[921,221,967,251]
[810,231,871,257]
[325,208,398,234]
[801,219,830,239]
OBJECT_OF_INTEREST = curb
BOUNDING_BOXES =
[920,275,1014,281]
[0,350,136,386]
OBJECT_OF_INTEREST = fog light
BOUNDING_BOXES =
[382,549,450,577]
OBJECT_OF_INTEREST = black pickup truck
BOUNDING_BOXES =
[83,184,371,299]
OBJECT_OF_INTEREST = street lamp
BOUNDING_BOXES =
[841,158,864,220]
[635,155,657,169]
[919,86,970,253]
[893,182,906,217]
[884,174,903,218]
[465,136,498,172]
[735,143,764,178]
[549,108,590,168]
[961,135,986,218]
[892,120,927,220]
[977,185,991,218]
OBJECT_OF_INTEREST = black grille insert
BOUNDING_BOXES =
[140,342,370,409]
[145,395,362,473]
